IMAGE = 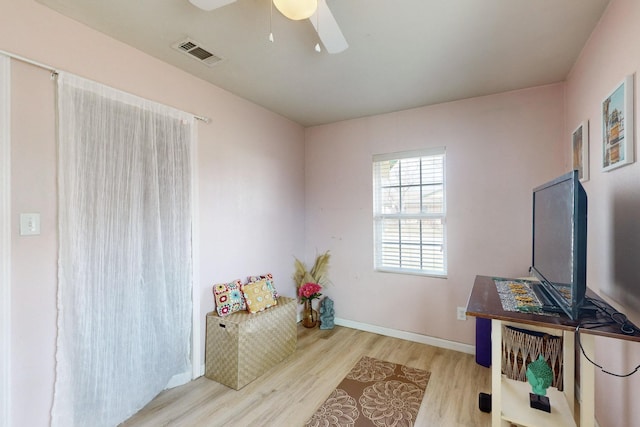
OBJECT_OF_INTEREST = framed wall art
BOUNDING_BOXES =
[572,121,589,182]
[602,74,634,172]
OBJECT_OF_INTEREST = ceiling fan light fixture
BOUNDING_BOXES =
[273,0,318,20]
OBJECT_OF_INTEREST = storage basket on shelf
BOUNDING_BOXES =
[501,325,564,391]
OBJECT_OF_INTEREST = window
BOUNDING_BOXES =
[373,148,446,276]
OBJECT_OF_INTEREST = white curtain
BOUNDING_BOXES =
[53,72,194,427]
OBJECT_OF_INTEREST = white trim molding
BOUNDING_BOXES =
[0,53,12,427]
[334,317,475,355]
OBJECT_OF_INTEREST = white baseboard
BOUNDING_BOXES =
[334,317,475,355]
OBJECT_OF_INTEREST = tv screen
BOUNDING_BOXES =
[530,170,587,320]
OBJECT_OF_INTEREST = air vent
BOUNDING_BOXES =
[172,38,223,67]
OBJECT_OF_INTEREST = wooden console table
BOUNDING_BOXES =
[466,275,640,427]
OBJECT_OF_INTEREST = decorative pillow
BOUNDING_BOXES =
[213,279,246,317]
[247,273,279,299]
[243,279,278,314]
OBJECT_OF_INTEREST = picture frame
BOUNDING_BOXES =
[572,121,589,182]
[602,74,634,172]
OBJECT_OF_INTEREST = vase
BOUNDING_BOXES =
[302,299,318,328]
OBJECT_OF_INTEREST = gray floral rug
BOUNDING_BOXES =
[305,356,430,427]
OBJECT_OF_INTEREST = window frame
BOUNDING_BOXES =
[372,147,447,277]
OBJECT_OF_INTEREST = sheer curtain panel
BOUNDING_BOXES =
[53,72,194,427]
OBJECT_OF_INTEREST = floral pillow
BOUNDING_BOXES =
[243,279,278,314]
[247,273,279,299]
[213,279,246,317]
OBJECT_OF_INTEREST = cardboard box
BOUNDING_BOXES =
[205,296,297,389]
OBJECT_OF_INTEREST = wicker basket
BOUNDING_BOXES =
[205,296,297,390]
[501,325,563,391]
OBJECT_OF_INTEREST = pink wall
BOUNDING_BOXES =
[6,0,637,426]
[2,1,305,425]
[565,0,640,425]
[10,61,58,427]
[304,83,565,344]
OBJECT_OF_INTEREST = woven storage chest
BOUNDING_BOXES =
[205,296,297,390]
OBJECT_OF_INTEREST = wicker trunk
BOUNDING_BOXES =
[205,296,297,389]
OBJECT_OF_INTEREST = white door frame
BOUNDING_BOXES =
[0,53,12,427]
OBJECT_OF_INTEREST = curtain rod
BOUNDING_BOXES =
[0,49,57,74]
[0,49,211,124]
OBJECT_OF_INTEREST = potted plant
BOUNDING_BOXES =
[293,250,330,327]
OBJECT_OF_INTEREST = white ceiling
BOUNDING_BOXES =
[36,0,610,127]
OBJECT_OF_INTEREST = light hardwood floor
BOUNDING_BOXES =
[121,325,492,427]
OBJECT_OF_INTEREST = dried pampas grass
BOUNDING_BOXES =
[293,250,331,289]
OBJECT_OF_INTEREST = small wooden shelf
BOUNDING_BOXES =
[500,376,576,427]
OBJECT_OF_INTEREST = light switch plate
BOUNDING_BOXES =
[19,213,41,236]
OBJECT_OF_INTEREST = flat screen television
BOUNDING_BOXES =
[530,170,587,320]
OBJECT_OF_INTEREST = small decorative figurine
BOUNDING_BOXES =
[319,297,335,330]
[526,354,553,413]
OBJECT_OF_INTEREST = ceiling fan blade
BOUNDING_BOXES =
[310,0,348,54]
[188,0,237,12]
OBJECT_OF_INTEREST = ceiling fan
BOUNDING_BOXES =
[188,0,348,54]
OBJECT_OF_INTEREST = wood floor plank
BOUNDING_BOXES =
[121,325,492,426]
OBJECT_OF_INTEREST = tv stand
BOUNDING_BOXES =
[467,275,640,427]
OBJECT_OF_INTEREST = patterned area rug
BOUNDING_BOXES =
[305,356,430,427]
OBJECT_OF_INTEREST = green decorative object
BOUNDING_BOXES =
[526,354,553,413]
[526,355,553,396]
